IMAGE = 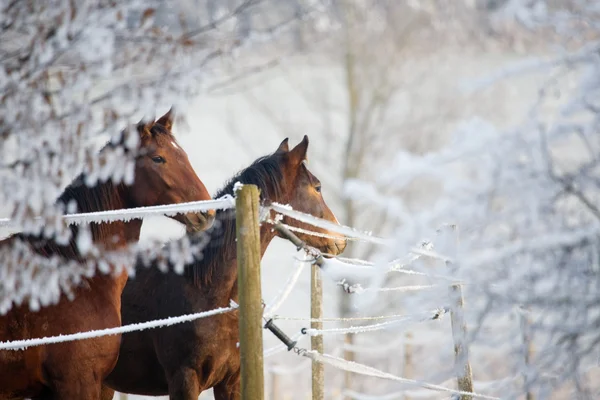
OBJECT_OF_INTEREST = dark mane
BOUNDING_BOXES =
[57,174,128,215]
[184,152,286,287]
[215,153,285,201]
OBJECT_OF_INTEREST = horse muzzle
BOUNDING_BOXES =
[183,209,216,233]
[326,237,347,256]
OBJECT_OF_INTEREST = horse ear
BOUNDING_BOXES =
[156,107,174,131]
[288,135,309,165]
[276,138,289,154]
[136,119,153,141]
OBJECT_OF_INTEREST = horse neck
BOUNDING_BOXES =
[191,206,278,303]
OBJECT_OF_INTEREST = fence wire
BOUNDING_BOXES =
[0,303,237,350]
[302,351,500,400]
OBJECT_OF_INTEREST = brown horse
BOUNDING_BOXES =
[101,136,346,399]
[0,110,215,400]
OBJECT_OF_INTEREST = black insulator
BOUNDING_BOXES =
[264,319,297,351]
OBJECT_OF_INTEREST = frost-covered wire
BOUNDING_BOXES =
[270,222,374,242]
[344,376,518,399]
[273,312,425,322]
[270,203,388,245]
[302,308,447,337]
[302,351,500,400]
[361,284,441,293]
[0,196,235,227]
[0,303,237,350]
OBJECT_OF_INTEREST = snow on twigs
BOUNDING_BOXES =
[1,0,306,312]
[0,240,136,314]
[0,303,237,350]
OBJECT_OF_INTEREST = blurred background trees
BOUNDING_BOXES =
[4,0,600,398]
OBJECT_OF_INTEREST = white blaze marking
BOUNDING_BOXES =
[171,141,182,150]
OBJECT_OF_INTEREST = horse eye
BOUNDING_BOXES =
[315,185,321,193]
[151,156,166,164]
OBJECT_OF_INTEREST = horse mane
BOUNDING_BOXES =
[184,152,286,287]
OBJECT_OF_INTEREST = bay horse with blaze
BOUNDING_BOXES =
[102,136,347,399]
[0,110,215,400]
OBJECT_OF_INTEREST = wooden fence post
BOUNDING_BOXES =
[236,184,264,400]
[519,306,535,400]
[404,331,413,400]
[311,263,325,400]
[438,224,474,400]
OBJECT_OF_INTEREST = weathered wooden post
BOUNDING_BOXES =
[271,223,329,399]
[311,263,325,400]
[438,224,474,400]
[236,184,264,400]
[519,306,535,400]
[404,331,414,400]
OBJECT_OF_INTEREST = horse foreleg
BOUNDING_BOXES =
[168,368,200,400]
[99,385,115,400]
[213,374,240,400]
[51,380,101,400]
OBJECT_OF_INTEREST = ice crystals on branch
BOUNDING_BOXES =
[0,0,307,312]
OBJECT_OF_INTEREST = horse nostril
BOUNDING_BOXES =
[334,239,347,255]
[202,210,216,228]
